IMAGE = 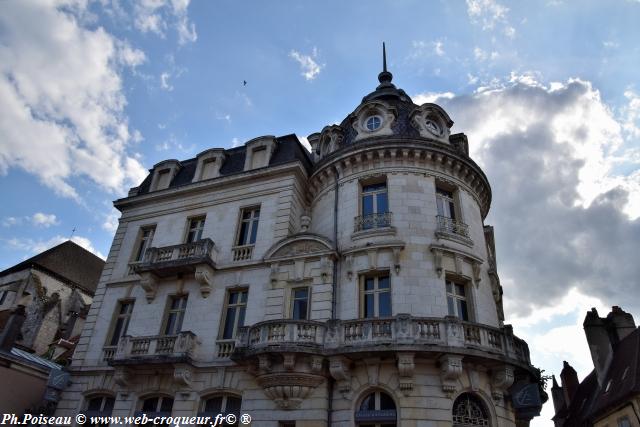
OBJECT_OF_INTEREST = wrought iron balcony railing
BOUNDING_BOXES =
[354,212,393,232]
[131,238,216,277]
[233,316,531,366]
[436,215,470,238]
[109,331,199,364]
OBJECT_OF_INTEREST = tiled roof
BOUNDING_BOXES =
[0,240,105,295]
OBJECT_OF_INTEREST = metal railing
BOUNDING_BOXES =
[354,212,393,232]
[436,215,470,238]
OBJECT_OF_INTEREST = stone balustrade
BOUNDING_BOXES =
[231,244,254,261]
[110,331,199,364]
[132,238,216,277]
[234,315,531,366]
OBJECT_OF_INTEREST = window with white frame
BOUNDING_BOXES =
[133,226,155,262]
[446,279,469,321]
[221,289,248,339]
[236,207,260,246]
[436,188,457,220]
[358,181,390,231]
[186,216,206,243]
[355,390,397,426]
[360,275,391,318]
[291,287,310,320]
[108,300,134,346]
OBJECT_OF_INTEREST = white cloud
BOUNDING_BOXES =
[296,135,311,152]
[2,217,22,227]
[231,137,242,148]
[289,48,323,81]
[466,0,515,37]
[433,40,445,56]
[474,47,488,61]
[102,209,120,233]
[160,72,173,91]
[32,213,59,228]
[134,0,197,45]
[6,235,105,259]
[0,2,148,201]
[413,91,455,105]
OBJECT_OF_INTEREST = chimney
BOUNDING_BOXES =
[560,361,579,405]
[605,306,636,344]
[0,305,27,351]
[551,375,566,414]
[583,308,613,385]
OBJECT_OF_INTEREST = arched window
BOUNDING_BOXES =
[84,395,115,427]
[198,394,242,426]
[453,393,489,426]
[137,395,173,422]
[354,390,397,427]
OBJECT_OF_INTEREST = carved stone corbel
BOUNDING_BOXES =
[293,259,305,281]
[283,353,296,371]
[491,365,514,403]
[472,261,482,288]
[320,256,332,283]
[345,255,354,281]
[194,265,214,298]
[113,367,132,387]
[432,249,443,277]
[138,272,158,303]
[310,355,324,374]
[397,352,415,395]
[270,262,279,287]
[173,364,193,387]
[258,354,272,373]
[439,354,463,397]
[392,247,401,274]
[454,255,463,275]
[367,248,378,270]
[329,356,351,394]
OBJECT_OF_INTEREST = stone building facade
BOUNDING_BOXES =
[55,52,543,426]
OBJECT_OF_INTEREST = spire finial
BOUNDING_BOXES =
[383,42,387,72]
[378,42,393,85]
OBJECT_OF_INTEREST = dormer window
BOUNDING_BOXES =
[425,118,442,136]
[410,103,453,142]
[366,115,382,131]
[149,159,181,191]
[243,136,276,171]
[192,148,226,183]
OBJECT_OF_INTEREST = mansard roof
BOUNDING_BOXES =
[135,133,313,195]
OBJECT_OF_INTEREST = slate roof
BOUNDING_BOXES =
[136,133,313,195]
[0,240,105,295]
[556,327,640,426]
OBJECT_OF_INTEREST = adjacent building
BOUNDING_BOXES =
[552,307,640,427]
[55,49,544,426]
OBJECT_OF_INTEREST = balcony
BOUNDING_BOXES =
[231,244,254,261]
[233,316,531,367]
[131,239,216,301]
[109,331,199,365]
[132,238,216,277]
[435,215,473,246]
[354,212,393,232]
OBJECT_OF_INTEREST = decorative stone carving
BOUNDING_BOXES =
[173,365,193,387]
[392,247,401,274]
[491,365,514,402]
[345,255,354,281]
[257,373,324,410]
[138,272,158,303]
[310,355,323,374]
[329,356,351,394]
[300,214,311,232]
[293,259,305,281]
[320,256,332,283]
[283,353,296,371]
[113,367,131,387]
[258,354,272,373]
[194,265,213,298]
[432,248,444,277]
[269,263,279,287]
[439,354,463,397]
[472,261,482,287]
[397,352,415,395]
[367,248,378,270]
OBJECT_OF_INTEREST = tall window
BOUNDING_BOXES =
[133,226,155,262]
[452,393,489,427]
[222,290,248,339]
[361,275,391,318]
[0,290,7,306]
[85,396,115,427]
[355,390,397,426]
[186,217,206,243]
[360,182,389,230]
[446,280,469,321]
[291,287,310,320]
[163,295,188,335]
[237,207,260,246]
[198,395,242,426]
[140,396,173,417]
[436,188,456,220]
[109,300,134,346]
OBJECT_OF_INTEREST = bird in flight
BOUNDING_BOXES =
[243,80,247,86]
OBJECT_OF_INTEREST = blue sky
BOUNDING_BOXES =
[1,1,639,423]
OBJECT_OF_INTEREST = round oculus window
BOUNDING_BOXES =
[365,115,382,131]
[425,118,441,136]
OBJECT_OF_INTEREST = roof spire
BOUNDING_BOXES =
[378,41,393,86]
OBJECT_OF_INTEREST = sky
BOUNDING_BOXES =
[1,1,639,424]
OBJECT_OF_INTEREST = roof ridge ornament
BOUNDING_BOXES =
[378,42,393,87]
